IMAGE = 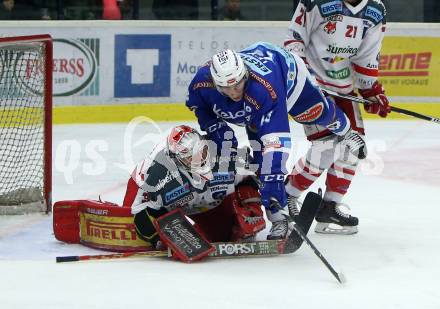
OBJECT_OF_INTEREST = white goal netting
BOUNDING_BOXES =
[0,36,52,214]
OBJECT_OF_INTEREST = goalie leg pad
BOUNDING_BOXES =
[53,201,82,243]
[53,200,152,252]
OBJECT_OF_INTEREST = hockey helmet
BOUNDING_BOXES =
[167,125,213,180]
[210,49,248,88]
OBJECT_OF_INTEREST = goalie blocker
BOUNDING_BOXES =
[154,209,215,262]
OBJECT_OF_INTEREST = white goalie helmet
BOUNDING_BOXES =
[167,125,213,181]
[210,49,248,88]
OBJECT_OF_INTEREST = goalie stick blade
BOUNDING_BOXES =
[286,191,322,253]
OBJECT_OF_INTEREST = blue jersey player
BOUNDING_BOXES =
[186,41,366,240]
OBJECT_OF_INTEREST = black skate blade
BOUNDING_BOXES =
[285,191,322,253]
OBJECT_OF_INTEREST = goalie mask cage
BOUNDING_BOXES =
[0,35,52,215]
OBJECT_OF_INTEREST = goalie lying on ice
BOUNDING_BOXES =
[123,125,266,250]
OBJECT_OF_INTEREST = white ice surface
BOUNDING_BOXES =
[1,120,440,309]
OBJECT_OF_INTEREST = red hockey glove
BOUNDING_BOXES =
[358,81,391,118]
[232,185,266,240]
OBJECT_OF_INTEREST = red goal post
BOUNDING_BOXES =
[0,34,52,215]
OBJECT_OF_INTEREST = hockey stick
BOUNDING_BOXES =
[56,239,291,263]
[270,193,344,284]
[323,89,440,124]
[290,222,346,284]
[56,250,168,263]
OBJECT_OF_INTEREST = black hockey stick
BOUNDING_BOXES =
[271,191,345,284]
[290,222,346,284]
[323,89,440,124]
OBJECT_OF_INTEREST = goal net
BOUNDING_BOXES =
[0,35,52,215]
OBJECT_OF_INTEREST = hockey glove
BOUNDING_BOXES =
[259,174,287,212]
[358,81,391,118]
[205,120,238,153]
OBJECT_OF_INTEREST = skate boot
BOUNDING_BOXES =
[340,130,367,159]
[266,208,293,240]
[287,195,300,220]
[314,200,358,235]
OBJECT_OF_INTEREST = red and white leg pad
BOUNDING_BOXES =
[53,200,152,252]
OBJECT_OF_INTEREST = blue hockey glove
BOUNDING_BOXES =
[259,174,287,213]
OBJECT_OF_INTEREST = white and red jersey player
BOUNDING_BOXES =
[283,0,390,234]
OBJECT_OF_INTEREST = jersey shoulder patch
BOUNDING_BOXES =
[363,0,387,25]
[315,0,344,17]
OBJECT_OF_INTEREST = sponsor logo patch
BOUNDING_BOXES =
[249,72,277,100]
[293,102,324,123]
[322,56,345,64]
[193,81,215,90]
[321,1,343,15]
[244,93,261,110]
[325,67,350,79]
[365,6,383,23]
[210,172,235,184]
[165,182,190,203]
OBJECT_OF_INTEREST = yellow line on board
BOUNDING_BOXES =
[53,103,196,124]
[52,102,440,124]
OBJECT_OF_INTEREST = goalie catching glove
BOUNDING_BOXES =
[358,81,391,118]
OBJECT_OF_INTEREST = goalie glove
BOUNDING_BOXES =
[232,185,266,240]
[358,81,391,118]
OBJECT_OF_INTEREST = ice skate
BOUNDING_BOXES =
[314,200,358,235]
[266,208,293,240]
[287,194,300,220]
[340,130,367,159]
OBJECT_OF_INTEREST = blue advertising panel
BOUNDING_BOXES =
[114,34,171,97]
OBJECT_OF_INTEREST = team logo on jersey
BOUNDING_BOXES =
[293,102,324,123]
[324,21,337,34]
